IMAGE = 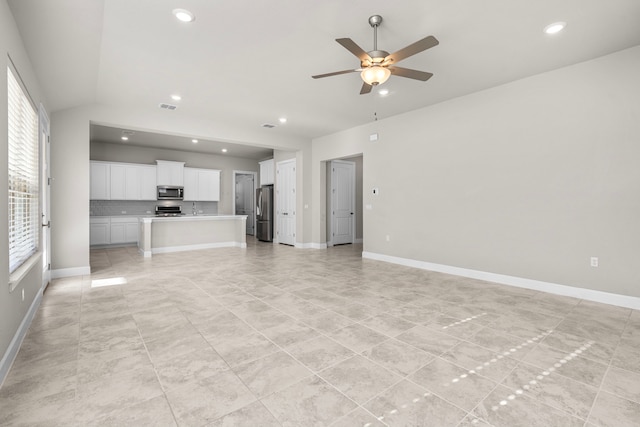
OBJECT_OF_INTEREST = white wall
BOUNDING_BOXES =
[313,46,640,299]
[0,0,48,382]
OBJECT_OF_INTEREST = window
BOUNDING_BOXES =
[8,66,39,273]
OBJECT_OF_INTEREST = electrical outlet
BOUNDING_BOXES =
[590,257,598,267]
[121,211,127,214]
[365,204,372,210]
[386,235,390,242]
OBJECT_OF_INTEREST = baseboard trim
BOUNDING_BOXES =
[295,242,328,249]
[152,241,246,255]
[51,266,91,279]
[0,287,43,388]
[362,251,640,310]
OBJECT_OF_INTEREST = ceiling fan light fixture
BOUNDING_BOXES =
[361,66,391,86]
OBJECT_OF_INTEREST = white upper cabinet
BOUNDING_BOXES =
[156,160,184,186]
[183,167,198,201]
[259,159,274,186]
[90,161,157,200]
[90,161,110,200]
[183,167,220,201]
[198,169,220,201]
[139,165,157,200]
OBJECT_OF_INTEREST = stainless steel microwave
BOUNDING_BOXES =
[157,185,184,200]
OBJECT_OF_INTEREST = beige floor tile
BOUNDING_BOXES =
[75,365,164,424]
[154,347,229,391]
[521,343,608,388]
[212,330,280,367]
[207,401,280,427]
[363,338,434,377]
[409,357,498,412]
[320,355,402,405]
[360,313,416,337]
[396,325,461,356]
[364,379,467,427]
[77,347,151,384]
[86,395,177,427]
[473,384,585,427]
[3,242,639,425]
[232,351,312,398]
[330,406,386,427]
[601,366,640,404]
[288,335,354,372]
[501,361,597,420]
[261,375,357,426]
[165,370,256,426]
[328,324,389,353]
[587,391,640,427]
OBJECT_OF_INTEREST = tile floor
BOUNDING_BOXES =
[1,239,639,426]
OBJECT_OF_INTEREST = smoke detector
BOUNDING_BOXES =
[159,103,178,110]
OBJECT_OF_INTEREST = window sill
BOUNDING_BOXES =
[9,252,42,292]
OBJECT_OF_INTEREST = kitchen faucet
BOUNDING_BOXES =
[192,201,197,215]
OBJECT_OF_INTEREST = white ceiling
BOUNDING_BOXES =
[90,124,274,159]
[8,0,640,145]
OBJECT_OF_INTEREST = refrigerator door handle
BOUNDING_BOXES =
[256,191,262,217]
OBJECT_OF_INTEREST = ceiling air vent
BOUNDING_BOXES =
[159,103,178,110]
[262,123,276,129]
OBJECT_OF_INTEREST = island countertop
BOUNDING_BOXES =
[138,215,247,257]
[140,214,247,223]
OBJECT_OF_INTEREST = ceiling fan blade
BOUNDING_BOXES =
[312,69,360,79]
[388,66,433,81]
[385,35,439,64]
[336,38,372,62]
[360,82,373,95]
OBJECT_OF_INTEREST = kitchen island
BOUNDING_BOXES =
[138,215,247,257]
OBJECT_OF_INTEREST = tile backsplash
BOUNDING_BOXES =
[90,200,218,216]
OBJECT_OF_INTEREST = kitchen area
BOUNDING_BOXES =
[89,125,277,257]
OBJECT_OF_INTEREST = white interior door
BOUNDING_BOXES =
[330,160,355,246]
[276,159,296,246]
[235,173,256,235]
[40,105,51,288]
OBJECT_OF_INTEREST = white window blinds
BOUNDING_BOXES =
[8,66,39,273]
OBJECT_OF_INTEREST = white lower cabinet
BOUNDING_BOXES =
[90,217,139,245]
[90,217,110,245]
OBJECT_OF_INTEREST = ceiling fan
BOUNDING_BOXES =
[312,15,439,94]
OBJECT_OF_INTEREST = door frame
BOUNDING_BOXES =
[327,159,356,247]
[275,158,296,246]
[39,103,51,290]
[232,170,257,235]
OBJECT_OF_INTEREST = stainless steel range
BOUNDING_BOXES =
[155,203,183,217]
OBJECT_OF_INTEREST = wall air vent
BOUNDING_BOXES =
[262,123,276,128]
[159,103,178,110]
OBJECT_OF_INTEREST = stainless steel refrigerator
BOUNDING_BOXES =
[256,184,274,242]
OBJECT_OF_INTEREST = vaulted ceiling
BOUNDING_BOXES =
[8,0,640,142]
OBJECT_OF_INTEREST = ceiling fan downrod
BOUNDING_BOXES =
[369,15,382,52]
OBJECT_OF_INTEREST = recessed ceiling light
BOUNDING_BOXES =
[544,22,566,35]
[121,136,128,141]
[221,148,228,153]
[378,88,389,96]
[279,117,287,124]
[192,139,198,143]
[171,94,182,101]
[173,9,195,23]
